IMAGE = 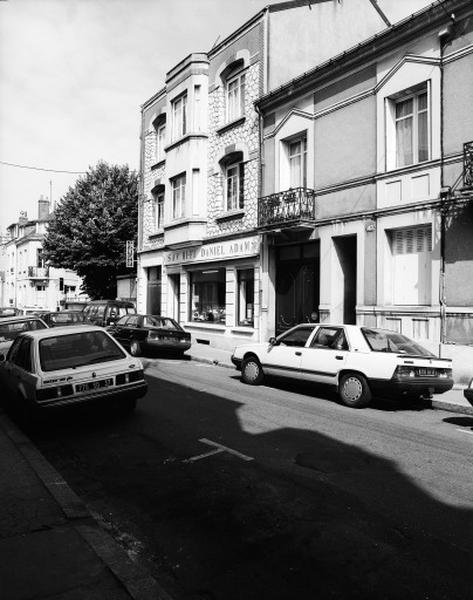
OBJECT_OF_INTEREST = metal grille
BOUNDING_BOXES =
[258,187,316,229]
[464,141,473,188]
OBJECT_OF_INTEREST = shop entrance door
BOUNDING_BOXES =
[168,273,181,323]
[275,241,320,335]
[146,266,161,315]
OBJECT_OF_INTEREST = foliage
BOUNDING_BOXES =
[43,161,138,299]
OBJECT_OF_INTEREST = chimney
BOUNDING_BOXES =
[18,211,28,226]
[38,195,50,221]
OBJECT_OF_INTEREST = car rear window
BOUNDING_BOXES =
[144,316,180,330]
[0,319,46,342]
[361,328,435,357]
[39,330,126,371]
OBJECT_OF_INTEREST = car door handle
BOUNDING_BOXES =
[295,351,302,356]
[335,355,344,360]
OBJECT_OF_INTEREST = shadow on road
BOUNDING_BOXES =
[22,374,473,600]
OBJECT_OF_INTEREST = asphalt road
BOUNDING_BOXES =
[30,358,473,600]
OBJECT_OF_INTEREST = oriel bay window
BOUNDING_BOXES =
[221,151,244,212]
[171,173,186,219]
[171,93,187,141]
[288,136,307,188]
[395,87,429,167]
[190,268,226,324]
[152,186,165,231]
[237,268,254,327]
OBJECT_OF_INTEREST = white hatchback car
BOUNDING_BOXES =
[0,325,148,421]
[231,324,453,408]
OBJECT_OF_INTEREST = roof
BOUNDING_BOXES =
[20,325,105,340]
[256,0,467,110]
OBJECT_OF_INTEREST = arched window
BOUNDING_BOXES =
[152,115,166,163]
[221,60,246,123]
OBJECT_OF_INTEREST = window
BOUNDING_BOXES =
[10,337,32,372]
[288,136,307,188]
[277,326,314,347]
[310,327,348,351]
[395,89,428,167]
[171,93,187,140]
[225,161,244,211]
[226,69,245,122]
[237,269,254,327]
[155,123,166,162]
[390,225,432,305]
[171,173,186,219]
[362,328,434,356]
[36,248,45,268]
[152,189,165,230]
[190,268,226,324]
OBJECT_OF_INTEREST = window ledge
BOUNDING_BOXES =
[165,133,208,152]
[215,209,245,223]
[149,230,164,239]
[150,159,165,171]
[231,326,255,333]
[184,322,227,331]
[216,116,246,135]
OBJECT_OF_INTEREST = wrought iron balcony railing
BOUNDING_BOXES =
[28,266,49,279]
[258,187,317,229]
[464,141,473,189]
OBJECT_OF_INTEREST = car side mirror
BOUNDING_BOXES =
[269,336,279,346]
[0,354,5,362]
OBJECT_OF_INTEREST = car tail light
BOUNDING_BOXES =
[393,366,452,379]
[116,370,144,385]
[37,384,74,402]
[394,366,416,378]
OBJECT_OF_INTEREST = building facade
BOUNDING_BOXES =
[137,0,387,350]
[2,198,86,312]
[255,0,473,354]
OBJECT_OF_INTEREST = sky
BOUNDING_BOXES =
[0,0,432,232]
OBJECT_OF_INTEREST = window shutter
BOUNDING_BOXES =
[240,74,246,116]
[239,162,245,209]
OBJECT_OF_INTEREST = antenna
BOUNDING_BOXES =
[211,34,220,49]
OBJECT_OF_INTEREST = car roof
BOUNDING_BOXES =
[87,300,135,306]
[0,315,46,324]
[18,324,106,340]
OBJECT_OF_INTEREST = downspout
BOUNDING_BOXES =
[438,14,455,351]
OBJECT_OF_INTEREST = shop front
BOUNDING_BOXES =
[162,235,261,351]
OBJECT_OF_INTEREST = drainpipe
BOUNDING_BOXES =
[438,13,455,352]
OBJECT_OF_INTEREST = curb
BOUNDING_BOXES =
[188,355,473,415]
[0,411,173,600]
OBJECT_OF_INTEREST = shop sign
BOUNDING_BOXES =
[164,236,260,266]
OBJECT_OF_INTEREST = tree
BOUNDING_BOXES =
[43,161,138,299]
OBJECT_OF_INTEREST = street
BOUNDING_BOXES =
[30,358,473,600]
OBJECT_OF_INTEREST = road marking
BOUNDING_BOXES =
[456,428,473,437]
[199,438,254,461]
[184,438,254,463]
[184,448,225,463]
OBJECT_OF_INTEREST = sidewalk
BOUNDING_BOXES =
[185,341,473,415]
[0,410,172,600]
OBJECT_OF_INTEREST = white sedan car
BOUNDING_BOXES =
[0,325,148,422]
[231,324,453,408]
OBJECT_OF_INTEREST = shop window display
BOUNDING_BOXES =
[190,269,226,324]
[237,269,254,326]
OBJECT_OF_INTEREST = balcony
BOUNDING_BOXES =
[464,141,473,189]
[28,266,49,279]
[258,187,317,231]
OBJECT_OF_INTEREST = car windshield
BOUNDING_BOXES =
[361,328,435,356]
[51,312,83,323]
[39,330,126,371]
[0,319,46,342]
[144,316,180,330]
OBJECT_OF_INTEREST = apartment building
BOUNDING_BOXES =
[254,0,473,350]
[137,0,387,350]
[2,197,86,312]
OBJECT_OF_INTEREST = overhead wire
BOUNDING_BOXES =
[0,160,86,175]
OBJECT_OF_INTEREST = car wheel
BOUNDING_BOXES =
[241,356,264,385]
[130,340,141,357]
[338,372,371,408]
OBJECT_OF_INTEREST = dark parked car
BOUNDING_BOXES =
[83,300,136,328]
[39,310,91,327]
[108,314,191,357]
[0,316,48,355]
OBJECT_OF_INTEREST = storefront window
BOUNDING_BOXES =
[190,268,226,324]
[237,269,254,326]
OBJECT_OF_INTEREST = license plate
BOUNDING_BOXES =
[417,368,437,377]
[76,378,114,393]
